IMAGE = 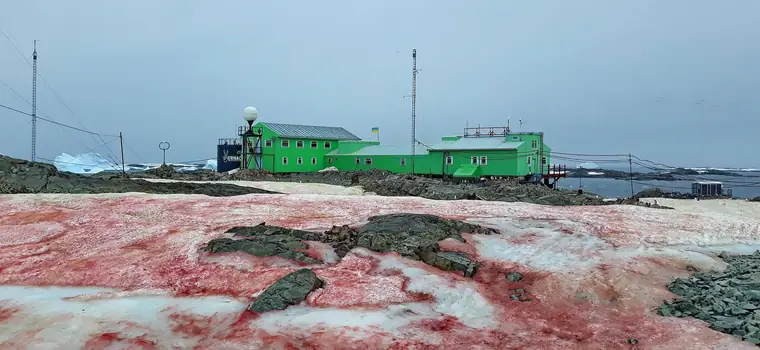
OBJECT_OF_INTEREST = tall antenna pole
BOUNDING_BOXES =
[31,40,38,162]
[411,49,418,174]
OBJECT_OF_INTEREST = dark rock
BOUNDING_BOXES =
[202,214,498,277]
[146,164,176,179]
[201,235,322,265]
[627,338,639,345]
[659,251,760,346]
[356,213,498,259]
[0,155,277,196]
[507,272,524,282]
[248,268,324,313]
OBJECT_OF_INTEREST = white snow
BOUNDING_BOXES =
[0,286,245,348]
[140,178,365,196]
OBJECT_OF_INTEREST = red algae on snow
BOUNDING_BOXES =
[0,193,756,349]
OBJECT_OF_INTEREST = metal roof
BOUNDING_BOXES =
[329,144,430,156]
[262,122,361,140]
[428,137,523,151]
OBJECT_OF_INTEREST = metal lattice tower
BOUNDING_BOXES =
[411,49,418,174]
[31,40,38,162]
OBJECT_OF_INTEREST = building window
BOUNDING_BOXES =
[328,158,333,164]
[480,156,488,165]
[531,140,538,149]
[324,141,332,148]
[297,157,303,165]
[311,157,317,165]
[527,157,532,165]
[542,157,547,164]
[365,158,373,165]
[471,156,478,165]
[400,158,407,166]
[512,136,520,141]
[282,157,288,165]
[355,157,360,164]
[446,156,453,165]
[310,141,318,148]
[265,140,273,147]
[281,140,289,148]
[296,140,304,148]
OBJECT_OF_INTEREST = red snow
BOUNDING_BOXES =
[0,193,754,349]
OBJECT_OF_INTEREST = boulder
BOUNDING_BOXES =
[248,268,324,313]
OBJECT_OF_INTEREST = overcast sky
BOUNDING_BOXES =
[1,0,758,168]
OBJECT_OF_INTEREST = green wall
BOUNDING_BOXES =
[247,122,341,173]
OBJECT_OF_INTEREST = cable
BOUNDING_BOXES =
[0,103,118,137]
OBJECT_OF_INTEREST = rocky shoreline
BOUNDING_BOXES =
[0,155,276,197]
[569,167,743,181]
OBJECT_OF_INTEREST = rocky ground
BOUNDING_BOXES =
[659,251,760,346]
[0,155,277,196]
[203,213,500,312]
[130,166,610,206]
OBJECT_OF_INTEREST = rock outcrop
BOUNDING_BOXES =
[0,155,277,196]
[248,268,324,313]
[659,251,760,346]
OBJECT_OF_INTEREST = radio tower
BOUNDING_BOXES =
[411,49,418,174]
[31,40,38,162]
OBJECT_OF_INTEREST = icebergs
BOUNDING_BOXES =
[54,153,120,174]
[52,152,217,174]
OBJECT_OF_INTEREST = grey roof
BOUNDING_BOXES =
[328,144,429,156]
[262,122,361,140]
[428,137,524,151]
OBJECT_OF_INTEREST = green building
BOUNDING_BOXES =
[241,122,559,180]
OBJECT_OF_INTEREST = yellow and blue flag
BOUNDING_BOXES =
[371,127,379,133]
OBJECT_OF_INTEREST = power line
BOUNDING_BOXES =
[0,103,118,137]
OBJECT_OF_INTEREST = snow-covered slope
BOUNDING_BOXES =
[1,193,758,349]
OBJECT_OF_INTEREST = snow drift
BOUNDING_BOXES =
[0,193,759,349]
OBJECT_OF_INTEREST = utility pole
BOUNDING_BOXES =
[119,132,126,177]
[31,40,38,162]
[628,153,634,198]
[411,49,418,175]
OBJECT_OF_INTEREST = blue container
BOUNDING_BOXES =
[217,139,242,173]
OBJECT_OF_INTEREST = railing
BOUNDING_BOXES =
[463,126,511,138]
[218,138,241,146]
[543,164,568,176]
[237,125,264,136]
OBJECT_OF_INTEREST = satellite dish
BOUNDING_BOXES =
[243,106,258,122]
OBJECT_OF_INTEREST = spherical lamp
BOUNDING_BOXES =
[243,106,258,123]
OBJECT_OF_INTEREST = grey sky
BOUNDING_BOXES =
[1,0,758,168]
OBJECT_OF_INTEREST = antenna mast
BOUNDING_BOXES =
[411,49,418,174]
[31,40,38,162]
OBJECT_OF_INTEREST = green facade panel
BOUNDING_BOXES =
[240,122,554,177]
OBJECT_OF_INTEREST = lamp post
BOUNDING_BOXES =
[241,106,259,170]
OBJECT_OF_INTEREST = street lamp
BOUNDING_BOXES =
[240,106,262,170]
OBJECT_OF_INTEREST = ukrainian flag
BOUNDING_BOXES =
[371,127,379,133]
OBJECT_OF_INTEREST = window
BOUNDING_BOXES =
[282,157,288,165]
[355,157,360,164]
[542,157,547,165]
[296,140,304,148]
[365,158,373,165]
[531,140,538,149]
[324,141,332,148]
[480,156,488,165]
[527,157,532,165]
[281,140,289,148]
[265,140,273,147]
[328,158,333,164]
[310,141,318,148]
[311,157,317,165]
[297,157,303,165]
[400,158,407,166]
[471,156,478,165]
[446,156,453,165]
[511,136,520,141]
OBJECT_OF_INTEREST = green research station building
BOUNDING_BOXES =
[228,116,566,183]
